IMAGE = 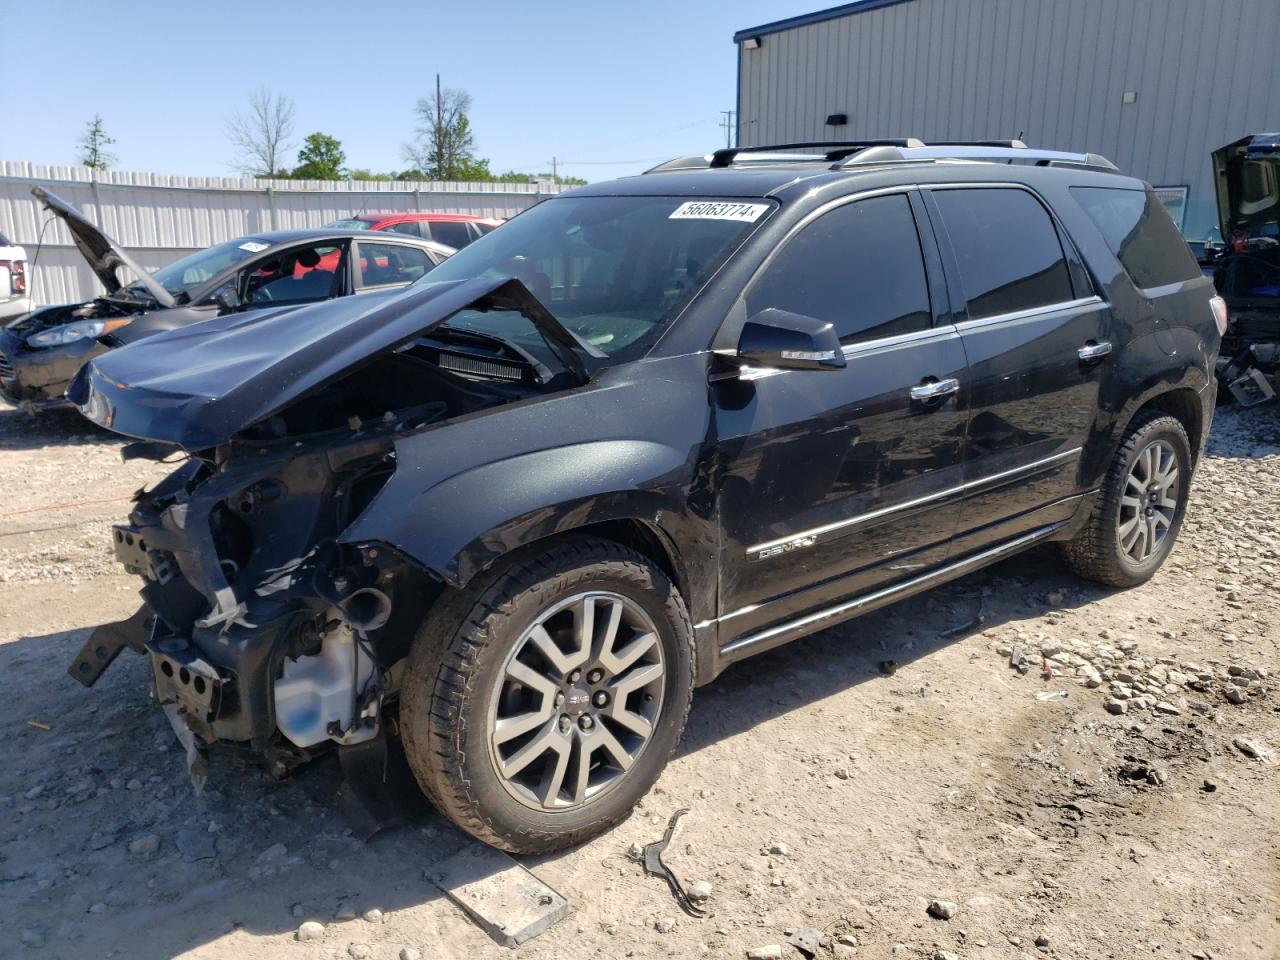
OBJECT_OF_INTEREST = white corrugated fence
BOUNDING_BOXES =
[0,161,564,306]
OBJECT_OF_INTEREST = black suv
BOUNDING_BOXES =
[69,140,1223,854]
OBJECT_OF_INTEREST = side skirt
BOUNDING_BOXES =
[716,520,1070,667]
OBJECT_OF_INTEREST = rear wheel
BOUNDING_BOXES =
[1060,412,1192,588]
[400,536,694,853]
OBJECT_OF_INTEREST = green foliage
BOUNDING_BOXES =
[291,132,347,180]
[78,115,117,170]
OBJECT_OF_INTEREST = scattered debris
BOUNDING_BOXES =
[786,925,822,957]
[25,720,49,731]
[746,946,784,960]
[1233,737,1270,760]
[927,899,958,920]
[879,660,898,676]
[430,842,571,947]
[636,808,707,918]
[688,880,714,902]
[1009,643,1024,670]
[1035,690,1069,701]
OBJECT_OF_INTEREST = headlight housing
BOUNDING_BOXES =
[26,317,131,348]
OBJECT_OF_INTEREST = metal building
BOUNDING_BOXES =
[734,0,1280,242]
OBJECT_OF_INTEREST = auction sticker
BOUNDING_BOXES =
[239,241,271,253]
[669,201,769,222]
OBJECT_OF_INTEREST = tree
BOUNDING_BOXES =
[227,88,296,177]
[291,132,346,180]
[402,76,484,180]
[78,115,116,170]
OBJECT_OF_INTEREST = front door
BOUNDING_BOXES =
[923,186,1112,552]
[714,191,970,644]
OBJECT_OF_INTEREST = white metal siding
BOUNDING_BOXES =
[737,0,1280,239]
[0,161,563,305]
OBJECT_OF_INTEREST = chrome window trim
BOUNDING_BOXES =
[746,446,1081,555]
[952,295,1104,332]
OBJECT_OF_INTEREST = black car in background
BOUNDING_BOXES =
[70,140,1222,855]
[0,187,453,410]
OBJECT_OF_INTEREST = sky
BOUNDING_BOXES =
[2,0,823,182]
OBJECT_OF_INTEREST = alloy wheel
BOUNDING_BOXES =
[1117,438,1180,563]
[487,591,666,811]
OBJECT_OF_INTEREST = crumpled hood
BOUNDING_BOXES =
[33,186,175,307]
[1212,133,1280,239]
[68,276,557,449]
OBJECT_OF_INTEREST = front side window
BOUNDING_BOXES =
[1071,186,1201,288]
[932,188,1075,319]
[357,242,435,287]
[746,193,932,344]
[385,221,424,238]
[244,243,344,304]
[418,196,772,363]
[151,238,269,297]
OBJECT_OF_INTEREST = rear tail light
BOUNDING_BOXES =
[11,260,25,296]
[1209,295,1229,336]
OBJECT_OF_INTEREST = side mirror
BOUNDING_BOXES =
[737,308,845,371]
[214,286,241,312]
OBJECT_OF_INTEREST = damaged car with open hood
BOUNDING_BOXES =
[0,187,452,410]
[70,141,1221,854]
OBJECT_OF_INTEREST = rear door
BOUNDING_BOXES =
[714,190,970,644]
[924,185,1112,551]
[354,240,439,293]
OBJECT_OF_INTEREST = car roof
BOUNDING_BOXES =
[352,212,500,224]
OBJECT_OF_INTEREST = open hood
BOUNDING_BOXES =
[1212,134,1280,240]
[68,276,589,449]
[33,186,175,307]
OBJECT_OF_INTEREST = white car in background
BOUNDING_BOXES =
[0,229,30,321]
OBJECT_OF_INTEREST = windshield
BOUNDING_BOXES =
[148,238,273,296]
[416,195,773,362]
[327,218,375,230]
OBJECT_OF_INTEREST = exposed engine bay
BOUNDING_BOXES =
[1213,241,1280,406]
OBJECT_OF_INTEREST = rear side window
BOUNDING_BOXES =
[746,193,932,344]
[1071,187,1201,288]
[430,221,474,249]
[933,188,1075,319]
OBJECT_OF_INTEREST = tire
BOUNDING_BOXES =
[1060,411,1192,588]
[400,535,695,853]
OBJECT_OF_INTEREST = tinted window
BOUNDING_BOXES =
[746,193,931,344]
[385,221,424,238]
[1071,186,1201,288]
[933,188,1075,319]
[357,242,435,287]
[430,221,474,250]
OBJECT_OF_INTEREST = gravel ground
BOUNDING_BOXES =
[0,402,1276,960]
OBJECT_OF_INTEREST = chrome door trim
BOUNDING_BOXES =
[725,519,1072,659]
[745,447,1081,557]
[952,296,1103,332]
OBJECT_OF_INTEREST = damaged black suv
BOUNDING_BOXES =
[70,140,1223,853]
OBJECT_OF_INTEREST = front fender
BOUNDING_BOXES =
[338,438,693,588]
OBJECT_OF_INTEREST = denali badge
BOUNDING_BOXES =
[751,535,817,561]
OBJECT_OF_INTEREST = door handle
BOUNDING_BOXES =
[910,377,960,401]
[1077,340,1113,360]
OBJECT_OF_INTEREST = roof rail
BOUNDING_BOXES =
[835,143,1118,170]
[708,139,925,167]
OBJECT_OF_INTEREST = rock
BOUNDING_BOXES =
[362,908,383,923]
[936,951,961,960]
[834,767,851,780]
[1035,934,1051,948]
[335,902,358,921]
[627,841,644,859]
[688,880,713,902]
[399,950,422,960]
[1233,737,1269,760]
[835,934,858,947]
[767,841,788,856]
[655,917,676,933]
[1202,779,1218,793]
[1224,686,1246,704]
[747,947,783,960]
[348,945,371,959]
[928,899,959,920]
[296,921,326,941]
[128,833,160,857]
[256,842,287,863]
[1153,701,1181,715]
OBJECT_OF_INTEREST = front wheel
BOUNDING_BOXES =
[400,536,694,853]
[1060,411,1192,588]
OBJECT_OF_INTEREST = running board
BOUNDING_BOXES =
[720,521,1069,663]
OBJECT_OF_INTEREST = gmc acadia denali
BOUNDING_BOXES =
[68,139,1223,853]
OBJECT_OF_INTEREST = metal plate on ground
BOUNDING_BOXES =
[431,842,572,947]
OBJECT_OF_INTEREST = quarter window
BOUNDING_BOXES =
[1071,186,1201,288]
[746,193,932,344]
[430,221,475,250]
[933,188,1075,319]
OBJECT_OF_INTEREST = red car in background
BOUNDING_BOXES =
[327,212,503,250]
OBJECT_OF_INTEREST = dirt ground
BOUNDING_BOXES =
[0,401,1276,960]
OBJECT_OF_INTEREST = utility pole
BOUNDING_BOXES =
[551,156,558,186]
[719,110,736,148]
[434,73,444,179]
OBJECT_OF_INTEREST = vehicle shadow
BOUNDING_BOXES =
[0,403,118,451]
[0,548,1105,958]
